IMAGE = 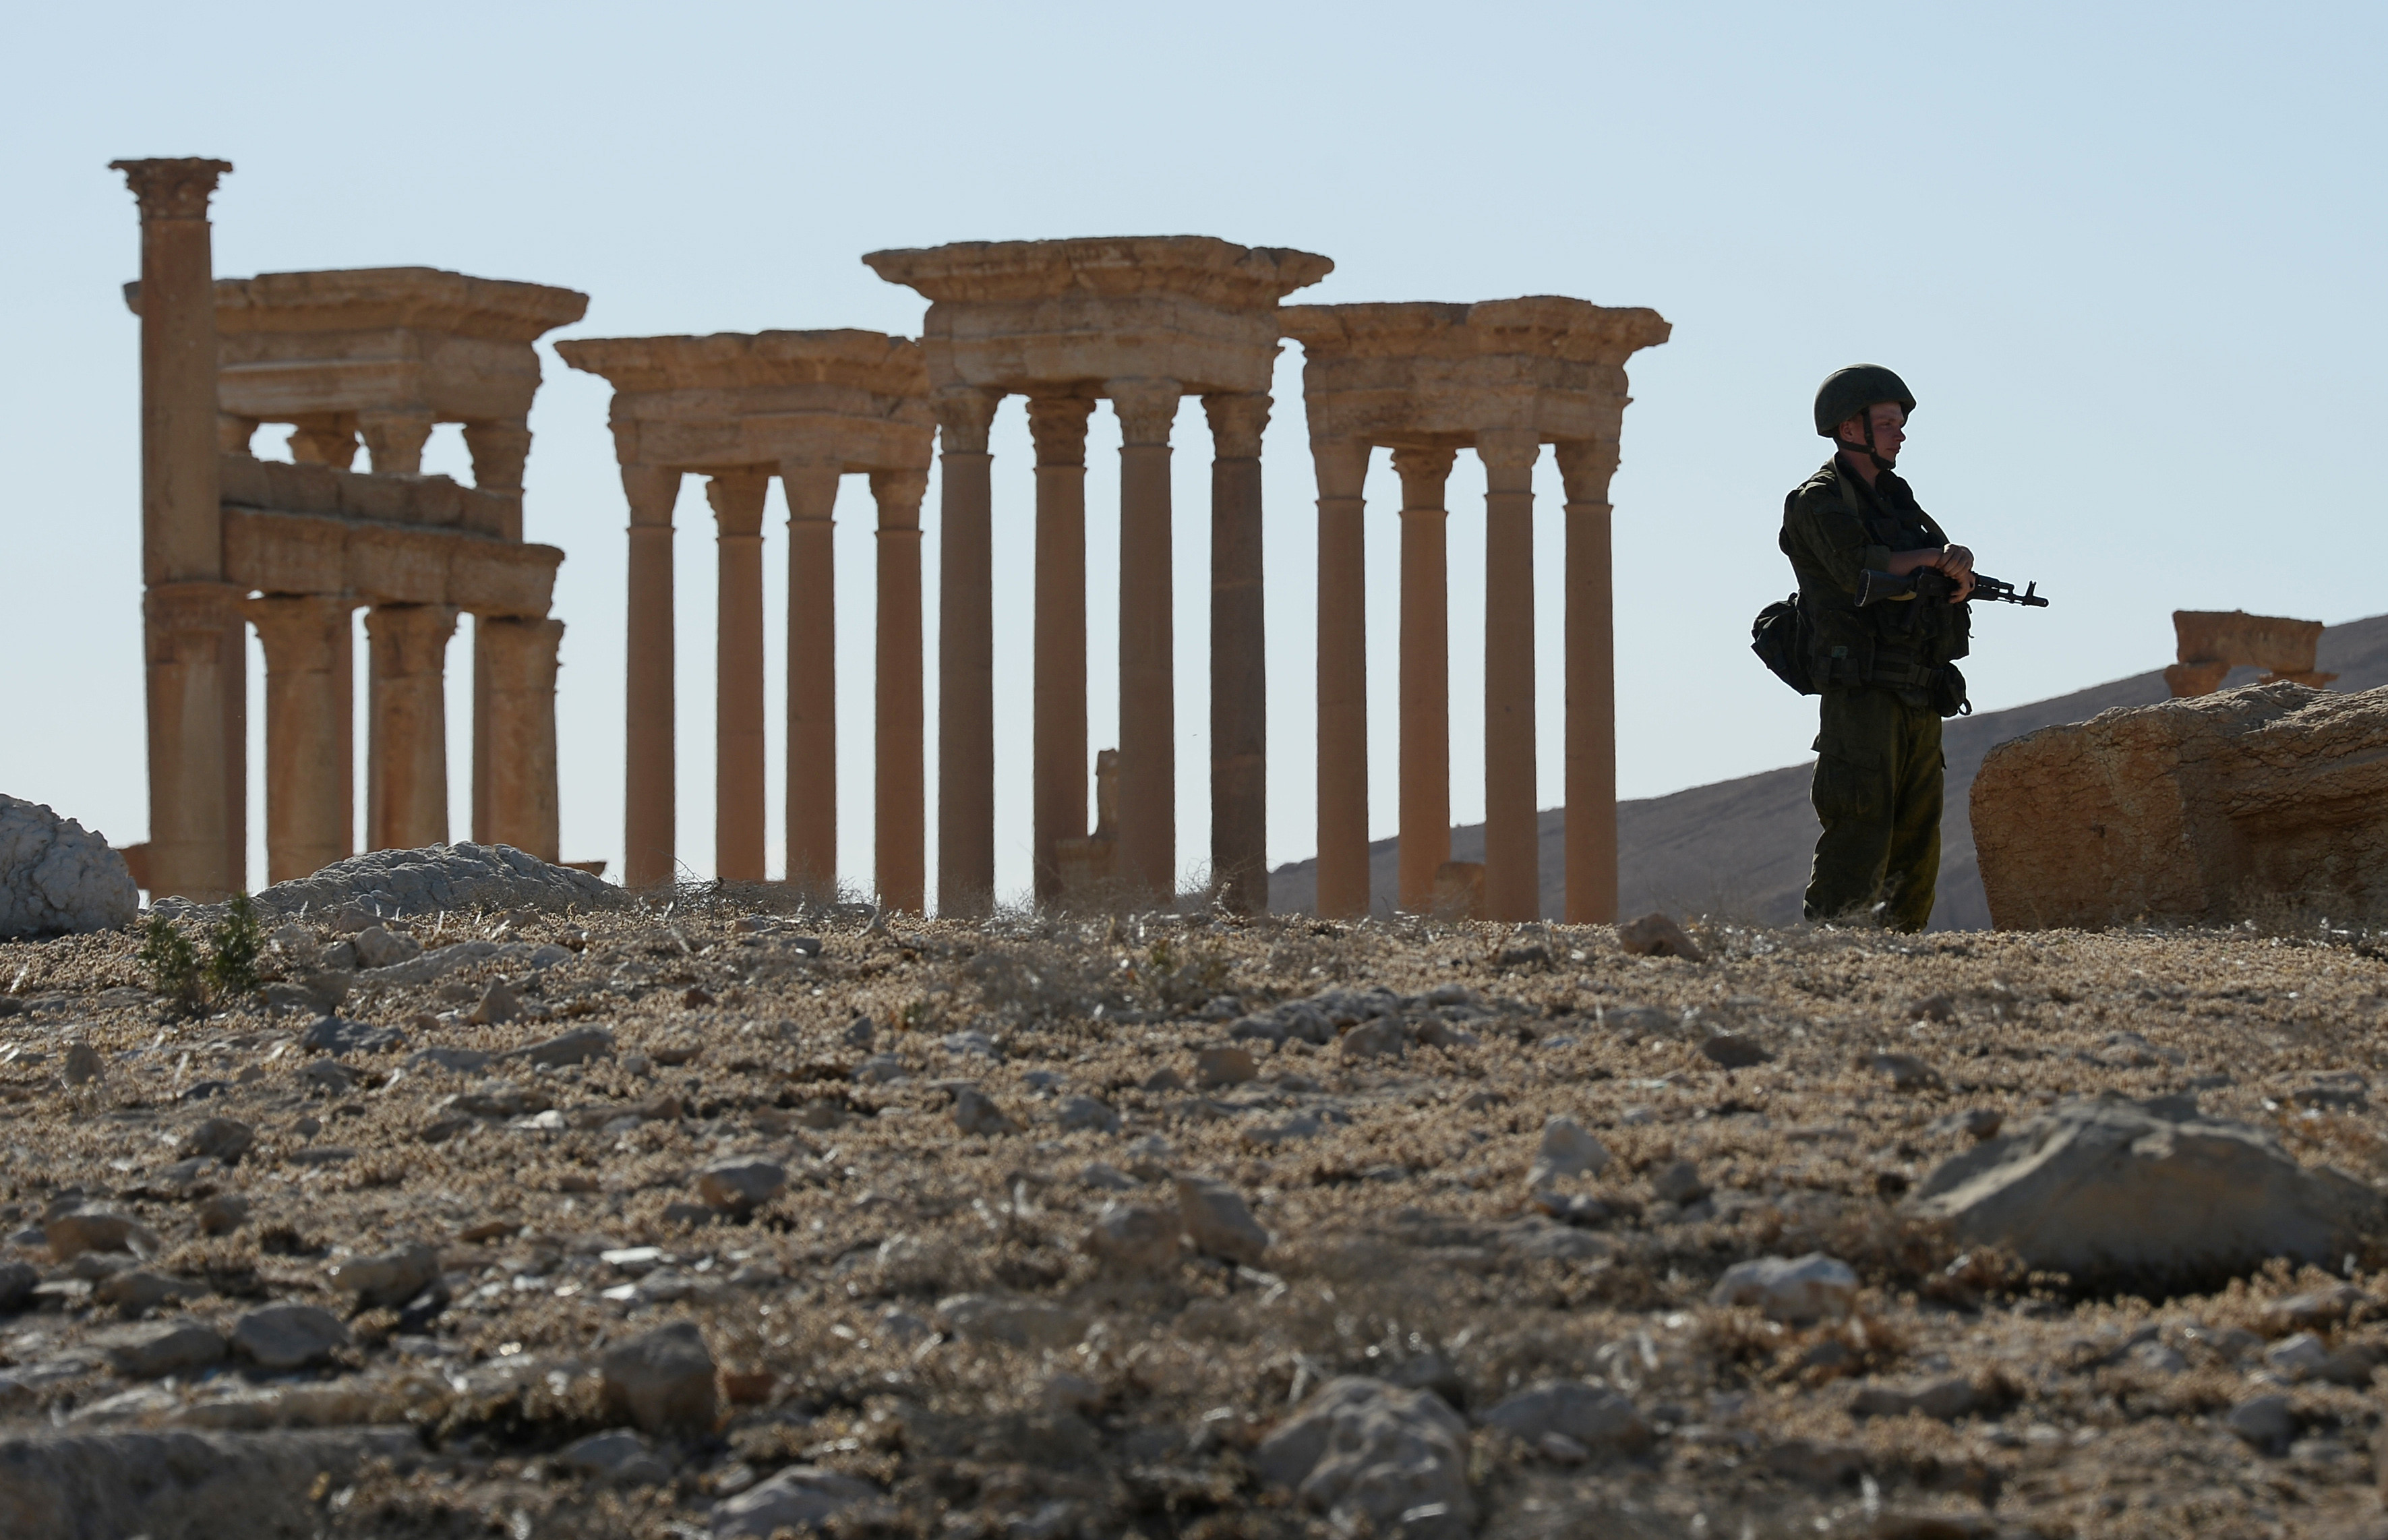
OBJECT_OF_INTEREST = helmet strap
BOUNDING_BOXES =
[1853,412,1897,471]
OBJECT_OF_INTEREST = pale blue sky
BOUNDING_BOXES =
[4,2,2381,902]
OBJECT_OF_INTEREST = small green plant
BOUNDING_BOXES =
[204,894,264,1001]
[138,915,206,1013]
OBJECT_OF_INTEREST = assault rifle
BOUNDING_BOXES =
[1857,566,2050,609]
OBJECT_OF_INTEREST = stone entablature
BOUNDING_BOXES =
[863,237,1331,398]
[220,453,519,540]
[556,330,932,474]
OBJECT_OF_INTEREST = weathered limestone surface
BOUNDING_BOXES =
[0,796,139,937]
[235,843,619,918]
[2165,608,2335,697]
[1907,1094,2385,1283]
[1973,682,2388,928]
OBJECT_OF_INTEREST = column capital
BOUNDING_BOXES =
[241,591,348,649]
[1475,430,1541,473]
[932,387,1003,455]
[1311,436,1370,500]
[780,459,843,523]
[463,419,533,498]
[1555,438,1621,504]
[113,158,232,220]
[146,581,245,654]
[1391,446,1457,506]
[359,407,434,477]
[1108,379,1183,447]
[1025,395,1095,467]
[705,471,771,538]
[869,468,930,531]
[363,601,459,655]
[622,465,682,527]
[1203,392,1271,459]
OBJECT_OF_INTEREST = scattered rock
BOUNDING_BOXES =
[1477,1380,1652,1453]
[95,1270,198,1314]
[951,1086,1019,1136]
[61,1042,105,1087]
[0,794,139,938]
[2261,1284,2372,1334]
[696,1157,787,1214]
[711,1465,885,1540]
[601,1320,718,1435]
[1251,1376,1476,1540]
[301,1016,402,1055]
[2264,1333,2331,1381]
[1195,1044,1256,1086]
[1617,912,1705,962]
[1849,1376,1977,1420]
[557,1428,674,1485]
[91,1320,226,1380]
[1228,1015,1286,1045]
[1906,993,1957,1023]
[1867,1052,1944,1091]
[327,1243,440,1309]
[935,1294,1083,1349]
[1339,1020,1406,1061]
[0,1262,36,1313]
[1699,1032,1772,1069]
[46,1208,156,1262]
[1926,1108,2003,1142]
[507,1026,614,1068]
[233,1304,352,1370]
[196,1194,251,1235]
[1080,1161,1138,1191]
[176,1117,253,1163]
[0,1426,419,1539]
[1710,1253,1859,1324]
[1650,1160,1708,1206]
[852,1054,905,1084]
[1526,1116,1611,1189]
[1056,1094,1121,1133]
[1176,1175,1270,1265]
[1905,1094,2387,1283]
[241,842,620,919]
[469,980,522,1026]
[1082,1204,1180,1273]
[2226,1392,2295,1454]
[348,925,422,970]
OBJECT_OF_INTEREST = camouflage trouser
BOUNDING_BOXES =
[1803,687,1943,932]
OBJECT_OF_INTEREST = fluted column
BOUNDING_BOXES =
[1112,380,1181,904]
[705,472,770,882]
[1027,396,1094,904]
[1394,446,1456,914]
[783,459,841,893]
[359,408,432,477]
[365,603,457,851]
[244,594,352,884]
[478,616,564,862]
[1479,430,1541,922]
[115,156,239,899]
[622,464,681,889]
[934,388,1001,915]
[1313,436,1371,918]
[1558,439,1622,924]
[1205,392,1270,914]
[873,469,929,914]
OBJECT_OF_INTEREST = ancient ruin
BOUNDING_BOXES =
[1972,680,2388,928]
[1278,299,1671,922]
[864,237,1333,914]
[2164,609,2337,697]
[554,332,936,905]
[115,160,576,895]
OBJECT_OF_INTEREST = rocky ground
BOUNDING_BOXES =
[5,889,2388,1539]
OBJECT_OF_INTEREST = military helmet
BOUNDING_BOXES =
[1814,364,1915,438]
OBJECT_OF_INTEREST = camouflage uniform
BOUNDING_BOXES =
[1780,454,1968,930]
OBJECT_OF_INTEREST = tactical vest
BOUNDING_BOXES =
[1781,467,1969,693]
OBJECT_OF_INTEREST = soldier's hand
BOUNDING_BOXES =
[1937,545,1975,603]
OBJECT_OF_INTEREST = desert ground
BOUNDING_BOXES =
[5,891,2388,1539]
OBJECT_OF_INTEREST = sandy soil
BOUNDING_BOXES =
[5,896,2388,1539]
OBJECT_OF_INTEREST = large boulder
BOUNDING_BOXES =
[1252,1376,1474,1540]
[1972,681,2388,928]
[0,796,138,939]
[1905,1094,2386,1286]
[242,843,619,919]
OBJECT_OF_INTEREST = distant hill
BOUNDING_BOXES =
[1267,612,2388,930]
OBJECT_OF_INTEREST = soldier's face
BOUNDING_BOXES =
[1838,403,1907,460]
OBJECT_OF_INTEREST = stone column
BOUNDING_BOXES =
[1479,430,1541,922]
[1557,439,1622,924]
[478,616,564,862]
[287,415,358,468]
[1312,436,1371,918]
[933,389,1001,915]
[463,419,533,504]
[782,459,841,893]
[1027,396,1094,904]
[359,408,433,477]
[365,603,456,852]
[1112,380,1181,904]
[621,465,680,889]
[873,469,929,914]
[464,419,534,843]
[1205,393,1270,914]
[115,156,239,899]
[1393,446,1456,914]
[707,472,770,883]
[244,594,352,884]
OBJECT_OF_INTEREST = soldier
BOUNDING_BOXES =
[1781,365,1975,930]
